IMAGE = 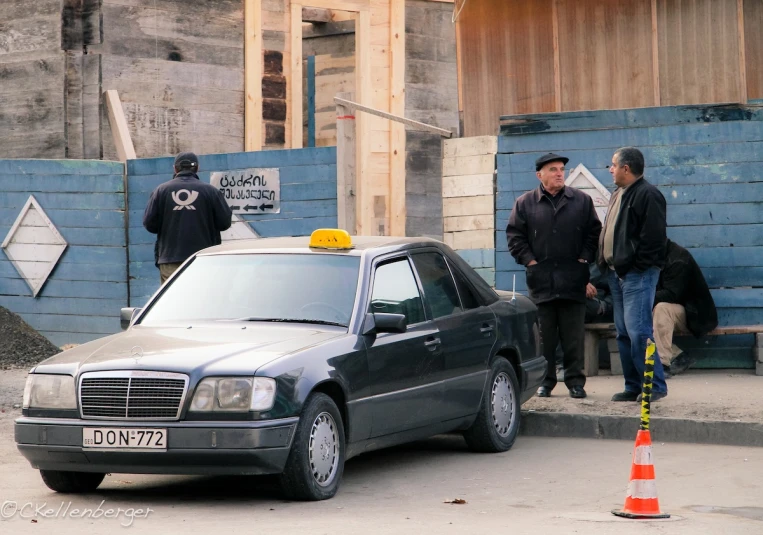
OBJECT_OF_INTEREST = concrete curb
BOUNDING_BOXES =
[520,411,763,447]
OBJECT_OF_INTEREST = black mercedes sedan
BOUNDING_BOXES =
[15,229,545,500]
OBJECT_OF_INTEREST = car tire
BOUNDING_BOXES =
[463,357,520,453]
[39,470,105,493]
[279,392,346,501]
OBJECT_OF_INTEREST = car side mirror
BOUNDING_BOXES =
[362,313,407,335]
[120,307,142,330]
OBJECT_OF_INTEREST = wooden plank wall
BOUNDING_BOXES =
[307,54,356,147]
[497,103,763,368]
[442,136,496,286]
[457,0,757,137]
[0,0,67,158]
[405,0,459,239]
[457,0,555,138]
[557,0,655,111]
[302,21,356,148]
[96,0,246,159]
[0,160,127,346]
[745,0,763,100]
[657,0,741,105]
[127,147,337,306]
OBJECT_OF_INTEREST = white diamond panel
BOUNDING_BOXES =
[1,195,68,297]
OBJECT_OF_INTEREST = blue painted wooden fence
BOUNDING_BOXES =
[127,147,338,307]
[0,160,127,346]
[0,148,337,345]
[496,103,763,368]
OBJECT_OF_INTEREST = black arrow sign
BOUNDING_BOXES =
[259,204,274,211]
[243,204,256,211]
[230,205,241,211]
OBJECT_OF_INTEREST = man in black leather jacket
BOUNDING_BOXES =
[599,147,669,402]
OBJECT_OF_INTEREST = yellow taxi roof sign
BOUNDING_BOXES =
[309,229,353,249]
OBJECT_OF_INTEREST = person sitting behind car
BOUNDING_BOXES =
[653,239,718,376]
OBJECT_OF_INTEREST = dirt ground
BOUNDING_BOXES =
[524,369,763,422]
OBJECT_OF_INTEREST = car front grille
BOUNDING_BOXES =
[79,372,189,420]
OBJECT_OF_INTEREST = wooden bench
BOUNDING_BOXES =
[583,323,763,376]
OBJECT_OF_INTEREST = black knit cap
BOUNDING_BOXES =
[535,152,569,171]
[174,152,199,171]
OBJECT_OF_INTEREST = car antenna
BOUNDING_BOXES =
[511,274,516,303]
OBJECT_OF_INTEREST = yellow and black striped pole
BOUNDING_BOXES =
[640,339,657,431]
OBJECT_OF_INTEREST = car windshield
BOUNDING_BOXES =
[140,253,361,327]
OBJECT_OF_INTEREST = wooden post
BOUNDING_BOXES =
[290,2,304,148]
[336,92,357,234]
[390,0,406,236]
[104,90,137,161]
[583,330,601,377]
[244,0,263,151]
[738,0,748,103]
[552,0,562,112]
[651,0,661,107]
[356,8,372,235]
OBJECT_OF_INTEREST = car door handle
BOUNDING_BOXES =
[480,324,494,334]
[424,337,441,349]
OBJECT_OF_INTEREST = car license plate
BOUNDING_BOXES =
[83,428,167,450]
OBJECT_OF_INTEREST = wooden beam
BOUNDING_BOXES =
[302,7,331,23]
[738,0,748,103]
[290,2,304,148]
[390,0,406,237]
[245,0,263,151]
[336,91,357,234]
[356,8,372,235]
[651,0,660,106]
[552,0,562,112]
[335,97,453,137]
[302,0,369,12]
[455,6,464,133]
[103,89,137,161]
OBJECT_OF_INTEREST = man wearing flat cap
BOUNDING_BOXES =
[143,152,232,283]
[506,153,602,398]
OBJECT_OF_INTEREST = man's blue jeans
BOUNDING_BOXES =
[608,267,668,395]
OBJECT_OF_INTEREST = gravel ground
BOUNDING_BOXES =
[0,306,61,370]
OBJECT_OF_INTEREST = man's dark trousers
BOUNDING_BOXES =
[538,299,586,389]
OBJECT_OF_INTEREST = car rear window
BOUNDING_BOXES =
[140,254,360,326]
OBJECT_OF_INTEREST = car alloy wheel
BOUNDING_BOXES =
[309,411,339,487]
[463,357,521,453]
[491,372,515,437]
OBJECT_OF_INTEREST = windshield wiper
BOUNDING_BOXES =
[231,317,348,327]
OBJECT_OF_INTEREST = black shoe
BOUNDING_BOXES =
[569,386,587,399]
[637,391,667,402]
[669,354,696,376]
[611,391,639,402]
[537,386,552,398]
[663,365,672,379]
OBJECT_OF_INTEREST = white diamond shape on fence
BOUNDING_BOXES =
[565,163,612,223]
[1,195,68,297]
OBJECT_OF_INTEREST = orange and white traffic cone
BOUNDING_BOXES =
[612,429,669,519]
[612,340,669,519]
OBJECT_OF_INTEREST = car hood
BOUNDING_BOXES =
[32,322,347,376]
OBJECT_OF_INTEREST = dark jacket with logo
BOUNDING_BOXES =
[506,186,602,305]
[597,177,667,277]
[655,239,718,338]
[143,171,232,265]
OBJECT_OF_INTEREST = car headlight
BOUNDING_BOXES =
[23,375,77,410]
[190,377,276,412]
